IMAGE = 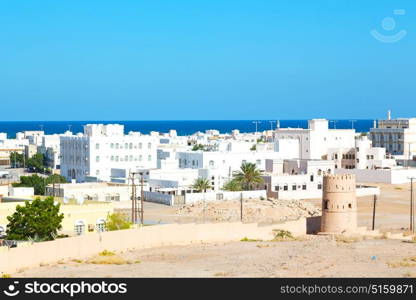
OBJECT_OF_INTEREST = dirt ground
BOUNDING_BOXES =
[13,181,416,278]
[118,181,414,232]
[14,236,416,278]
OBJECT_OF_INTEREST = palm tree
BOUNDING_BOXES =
[233,162,264,190]
[222,179,242,191]
[192,178,211,192]
[192,178,211,223]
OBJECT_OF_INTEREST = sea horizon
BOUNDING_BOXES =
[0,119,374,138]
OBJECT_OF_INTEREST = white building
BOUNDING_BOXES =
[60,124,158,182]
[327,136,396,170]
[262,158,335,200]
[273,119,355,160]
[177,150,285,190]
[370,117,416,158]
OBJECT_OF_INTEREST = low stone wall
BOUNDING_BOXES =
[0,218,308,274]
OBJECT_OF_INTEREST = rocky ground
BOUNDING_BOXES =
[175,198,321,224]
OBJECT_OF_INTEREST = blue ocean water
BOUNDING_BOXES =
[0,120,374,138]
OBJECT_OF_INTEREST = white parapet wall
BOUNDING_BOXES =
[0,219,309,274]
[184,190,267,204]
[144,191,174,206]
[336,168,416,184]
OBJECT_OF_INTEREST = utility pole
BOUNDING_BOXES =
[330,120,338,129]
[350,120,357,130]
[240,192,243,222]
[139,173,145,225]
[372,195,377,230]
[130,172,137,224]
[409,177,415,233]
[252,121,261,134]
[269,121,276,131]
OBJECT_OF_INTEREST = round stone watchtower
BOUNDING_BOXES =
[320,174,357,234]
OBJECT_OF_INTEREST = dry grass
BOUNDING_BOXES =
[213,272,231,277]
[99,250,116,256]
[271,230,295,242]
[86,250,131,265]
[240,237,261,242]
[87,255,129,265]
[335,235,362,244]
[71,259,83,263]
[388,257,416,268]
[256,244,272,248]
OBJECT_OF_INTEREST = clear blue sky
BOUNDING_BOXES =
[1,0,414,121]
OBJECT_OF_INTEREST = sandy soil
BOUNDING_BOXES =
[14,236,416,278]
[13,182,416,278]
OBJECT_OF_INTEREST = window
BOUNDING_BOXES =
[115,156,119,162]
[139,155,142,161]
[96,219,106,233]
[125,155,128,161]
[302,184,307,190]
[317,169,322,176]
[125,143,128,149]
[209,160,215,168]
[95,143,100,150]
[317,184,322,190]
[96,156,100,163]
[275,186,279,191]
[115,143,119,149]
[129,143,133,149]
[96,170,100,176]
[74,221,85,235]
[310,175,314,182]
[148,155,152,161]
[148,142,152,149]
[110,156,114,161]
[138,143,142,149]
[292,185,297,191]
[324,200,329,209]
[110,143,114,149]
[283,185,288,191]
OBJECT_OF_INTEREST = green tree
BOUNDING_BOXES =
[192,177,211,192]
[9,152,24,168]
[250,144,257,151]
[105,213,132,231]
[233,162,264,190]
[27,153,46,173]
[192,144,205,151]
[6,196,64,241]
[222,179,242,191]
[46,174,67,185]
[13,174,67,195]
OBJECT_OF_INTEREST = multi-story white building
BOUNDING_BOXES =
[60,124,158,182]
[327,136,396,170]
[370,117,416,158]
[177,150,284,190]
[272,119,355,160]
[262,158,335,200]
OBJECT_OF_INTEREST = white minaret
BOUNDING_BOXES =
[373,120,377,129]
[387,110,391,120]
